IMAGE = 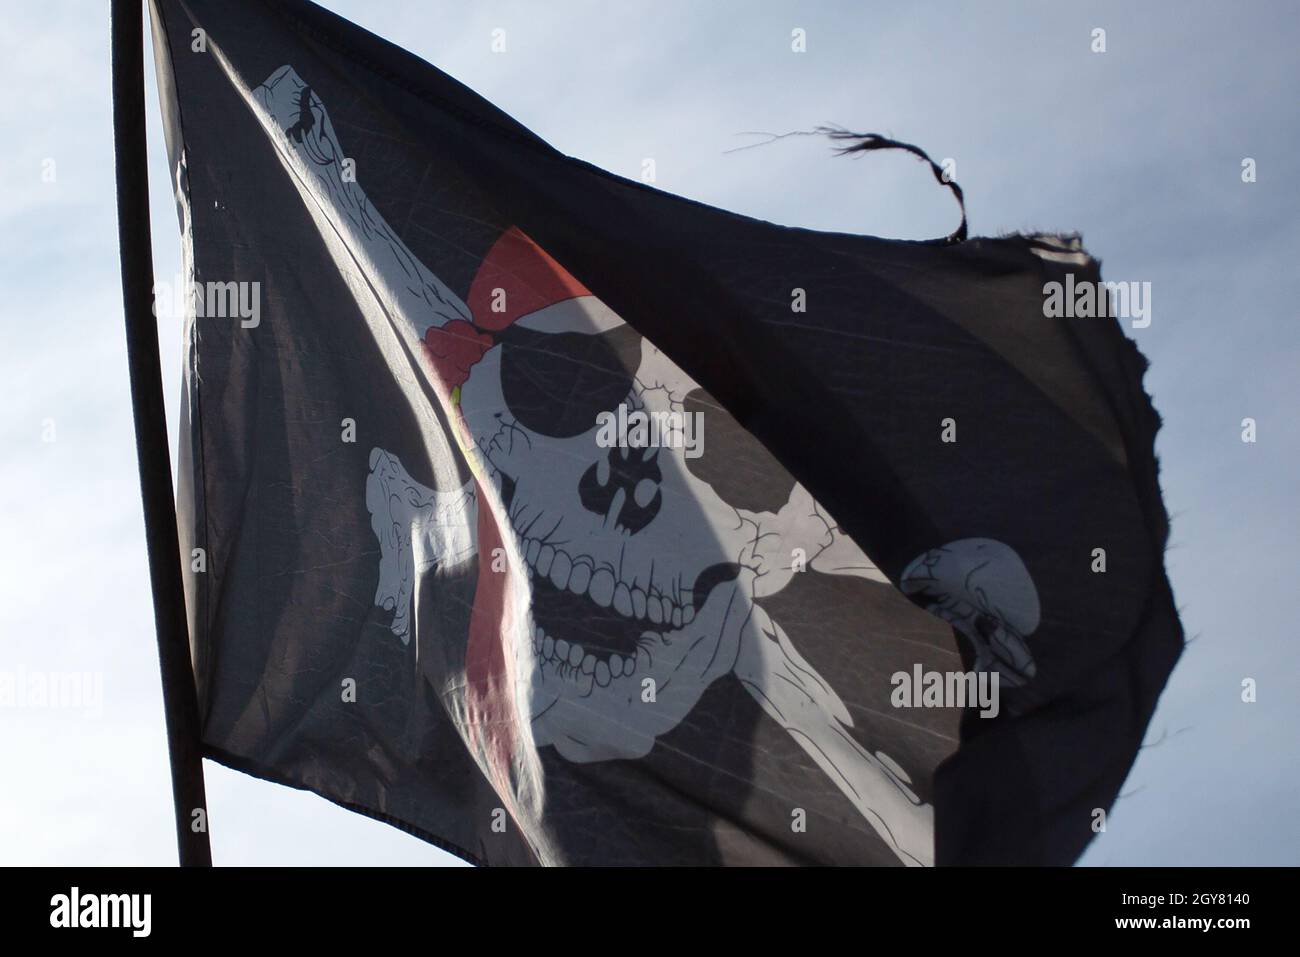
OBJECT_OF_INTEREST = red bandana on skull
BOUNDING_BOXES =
[421,226,592,391]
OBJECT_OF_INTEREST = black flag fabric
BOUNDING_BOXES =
[149,0,1182,866]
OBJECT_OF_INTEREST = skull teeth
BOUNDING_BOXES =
[519,534,685,626]
[613,583,632,616]
[532,623,632,687]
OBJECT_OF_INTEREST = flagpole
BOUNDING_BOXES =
[110,0,212,867]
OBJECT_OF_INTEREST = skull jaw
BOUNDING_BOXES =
[525,577,751,762]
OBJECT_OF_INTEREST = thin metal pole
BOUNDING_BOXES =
[110,0,212,867]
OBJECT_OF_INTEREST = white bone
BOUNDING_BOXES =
[734,604,934,866]
[365,448,477,644]
[251,65,470,339]
[738,483,889,598]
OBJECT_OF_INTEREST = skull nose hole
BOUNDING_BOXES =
[578,446,664,535]
[633,478,657,507]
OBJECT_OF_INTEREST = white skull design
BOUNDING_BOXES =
[458,296,768,762]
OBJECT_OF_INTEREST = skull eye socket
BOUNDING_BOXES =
[682,388,797,513]
[497,323,642,438]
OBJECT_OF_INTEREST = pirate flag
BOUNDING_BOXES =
[149,0,1182,865]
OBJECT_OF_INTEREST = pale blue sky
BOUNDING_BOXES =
[1,0,1295,865]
